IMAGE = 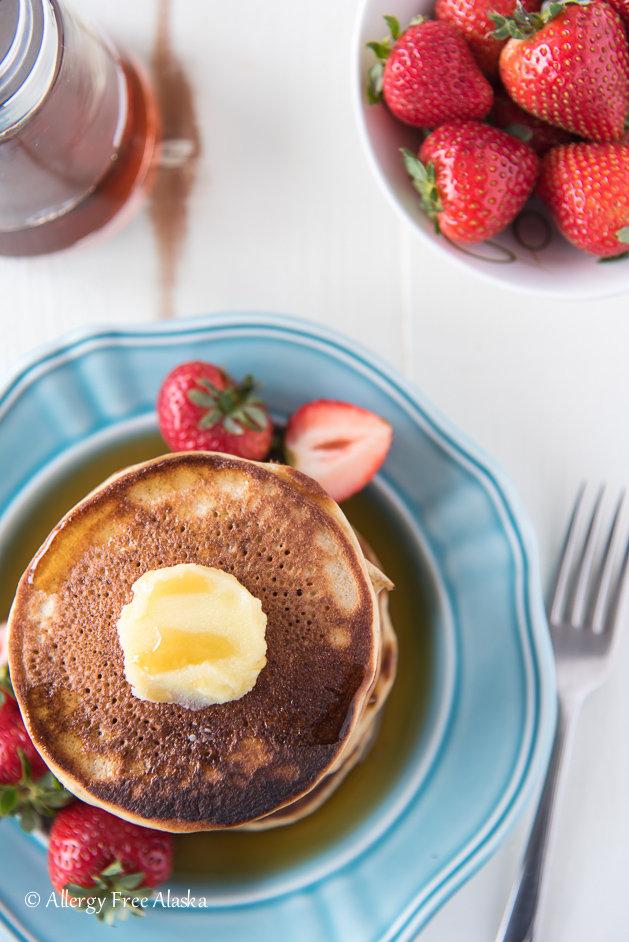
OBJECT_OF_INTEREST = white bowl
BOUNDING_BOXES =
[352,0,629,299]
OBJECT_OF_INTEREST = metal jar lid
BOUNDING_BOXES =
[0,0,59,135]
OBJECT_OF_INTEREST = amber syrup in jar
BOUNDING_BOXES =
[0,0,159,256]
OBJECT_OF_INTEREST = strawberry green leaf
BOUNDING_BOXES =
[242,405,269,430]
[383,14,400,39]
[42,790,76,809]
[64,884,95,899]
[366,13,407,104]
[535,0,591,22]
[401,149,443,232]
[0,786,18,815]
[237,414,262,431]
[64,862,154,925]
[0,665,13,697]
[238,374,258,394]
[187,389,218,409]
[18,803,38,832]
[488,12,518,39]
[19,749,31,782]
[218,389,235,413]
[223,416,244,435]
[598,250,629,263]
[197,408,224,430]
[0,751,73,828]
[186,371,269,437]
[365,40,390,60]
[366,62,385,105]
[489,0,551,39]
[117,872,145,891]
[32,771,73,803]
[401,149,429,187]
[197,377,222,396]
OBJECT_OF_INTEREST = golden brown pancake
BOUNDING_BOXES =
[8,452,385,831]
[240,535,397,829]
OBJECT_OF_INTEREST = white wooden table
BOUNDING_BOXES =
[2,2,629,939]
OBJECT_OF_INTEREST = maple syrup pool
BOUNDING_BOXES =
[0,428,439,891]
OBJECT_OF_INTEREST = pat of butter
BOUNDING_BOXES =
[116,564,267,709]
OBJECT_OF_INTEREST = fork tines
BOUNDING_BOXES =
[549,484,629,633]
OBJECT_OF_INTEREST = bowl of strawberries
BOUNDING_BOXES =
[353,0,629,298]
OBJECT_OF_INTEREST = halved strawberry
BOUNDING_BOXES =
[284,400,393,503]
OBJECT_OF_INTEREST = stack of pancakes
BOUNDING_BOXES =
[8,452,397,832]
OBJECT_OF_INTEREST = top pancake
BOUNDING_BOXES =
[8,452,381,831]
[241,530,397,830]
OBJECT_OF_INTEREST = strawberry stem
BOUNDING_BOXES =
[490,0,590,40]
[186,373,269,437]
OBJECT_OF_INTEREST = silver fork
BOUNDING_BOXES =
[495,485,629,942]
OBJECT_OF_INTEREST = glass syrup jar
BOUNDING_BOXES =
[0,0,159,256]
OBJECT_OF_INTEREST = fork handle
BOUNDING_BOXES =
[494,699,580,942]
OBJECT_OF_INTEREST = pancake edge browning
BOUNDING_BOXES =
[8,452,385,831]
[240,533,397,830]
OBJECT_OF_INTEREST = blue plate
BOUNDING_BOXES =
[0,312,555,942]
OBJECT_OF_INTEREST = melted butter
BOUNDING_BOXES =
[138,569,239,672]
[117,563,267,708]
[135,625,237,674]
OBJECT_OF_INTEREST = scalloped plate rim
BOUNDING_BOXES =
[0,312,557,942]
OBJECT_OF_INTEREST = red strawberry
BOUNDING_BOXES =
[606,0,629,30]
[495,0,629,143]
[284,400,393,503]
[366,15,493,128]
[489,85,577,155]
[48,802,173,924]
[157,360,273,460]
[535,142,629,257]
[435,0,541,79]
[402,120,539,242]
[0,670,73,831]
[0,692,47,784]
